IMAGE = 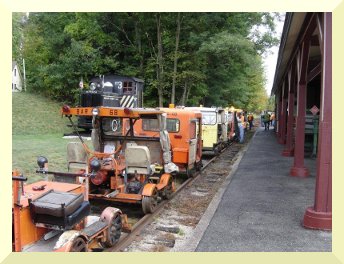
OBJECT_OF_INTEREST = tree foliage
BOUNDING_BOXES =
[12,13,24,62]
[19,12,280,109]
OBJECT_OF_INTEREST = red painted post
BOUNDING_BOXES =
[303,12,332,230]
[282,67,296,156]
[290,40,310,177]
[277,95,282,139]
[278,95,287,144]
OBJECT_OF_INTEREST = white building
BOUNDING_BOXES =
[12,61,23,92]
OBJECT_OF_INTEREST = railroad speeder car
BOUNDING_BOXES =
[61,106,178,214]
[12,169,129,252]
[186,107,229,155]
[133,107,203,177]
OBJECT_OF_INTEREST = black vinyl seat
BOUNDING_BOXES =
[29,190,90,230]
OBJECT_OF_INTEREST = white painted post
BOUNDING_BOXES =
[22,58,26,91]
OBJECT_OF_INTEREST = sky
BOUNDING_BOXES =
[262,14,285,96]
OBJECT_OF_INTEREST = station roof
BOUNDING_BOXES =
[271,13,306,96]
[271,13,322,96]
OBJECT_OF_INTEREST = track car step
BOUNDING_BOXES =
[83,220,108,237]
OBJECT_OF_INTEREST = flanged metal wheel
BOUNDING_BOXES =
[69,237,87,252]
[142,190,158,214]
[101,213,122,247]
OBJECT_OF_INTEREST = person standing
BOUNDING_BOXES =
[248,113,254,130]
[270,112,275,127]
[260,111,265,127]
[263,111,271,131]
[237,112,245,143]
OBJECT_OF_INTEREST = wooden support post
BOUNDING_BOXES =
[290,39,310,177]
[282,65,296,156]
[303,12,332,230]
[276,94,282,139]
[278,81,287,144]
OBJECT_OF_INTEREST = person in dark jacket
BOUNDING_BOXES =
[263,111,271,131]
[247,113,254,130]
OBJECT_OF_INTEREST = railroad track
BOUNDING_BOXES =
[106,142,233,252]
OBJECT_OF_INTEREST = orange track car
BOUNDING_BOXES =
[12,167,129,252]
[60,106,178,214]
[133,107,203,177]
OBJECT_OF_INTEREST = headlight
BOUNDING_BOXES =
[92,108,99,116]
[90,82,97,91]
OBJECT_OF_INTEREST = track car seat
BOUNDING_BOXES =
[125,144,152,175]
[67,142,88,172]
[29,190,90,230]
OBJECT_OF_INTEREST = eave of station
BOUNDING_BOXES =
[271,13,307,96]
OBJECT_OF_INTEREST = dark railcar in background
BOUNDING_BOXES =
[78,75,144,130]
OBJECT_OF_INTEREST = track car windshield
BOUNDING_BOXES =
[142,119,159,131]
[142,118,179,132]
[202,112,217,125]
[102,117,123,136]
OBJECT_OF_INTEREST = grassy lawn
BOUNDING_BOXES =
[12,92,75,135]
[12,92,85,183]
[12,134,91,183]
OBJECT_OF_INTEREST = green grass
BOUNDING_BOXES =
[12,92,74,135]
[12,134,84,183]
[12,92,84,183]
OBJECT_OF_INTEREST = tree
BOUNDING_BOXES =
[21,12,281,108]
[12,13,25,62]
[171,12,181,105]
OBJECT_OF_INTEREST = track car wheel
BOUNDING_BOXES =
[69,237,87,252]
[142,190,158,214]
[162,177,174,200]
[101,213,122,248]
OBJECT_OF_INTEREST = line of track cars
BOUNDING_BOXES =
[12,75,242,252]
[63,105,237,208]
[12,105,239,252]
